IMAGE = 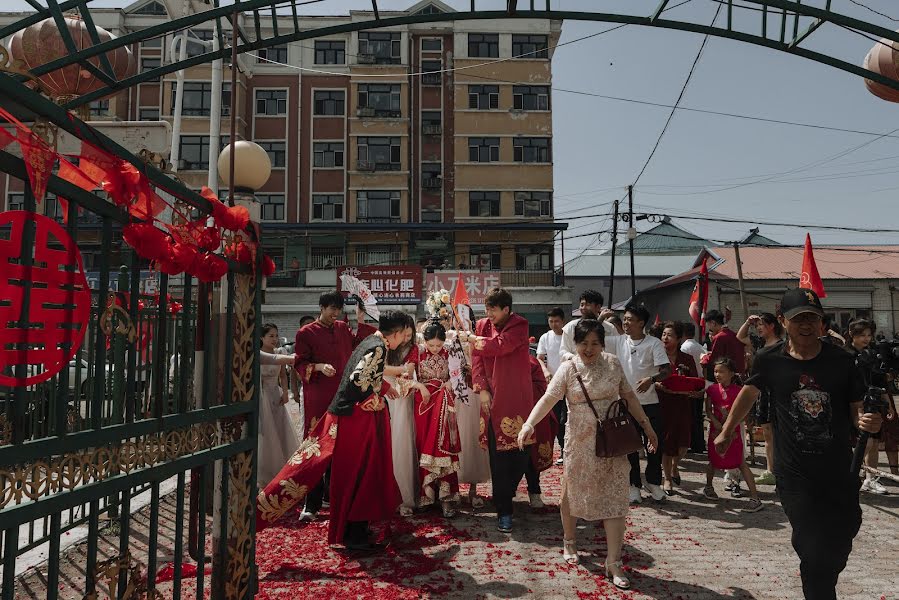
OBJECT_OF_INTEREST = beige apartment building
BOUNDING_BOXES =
[0,0,566,322]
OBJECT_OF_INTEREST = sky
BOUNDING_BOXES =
[6,0,899,259]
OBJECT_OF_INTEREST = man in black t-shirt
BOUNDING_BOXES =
[714,288,882,600]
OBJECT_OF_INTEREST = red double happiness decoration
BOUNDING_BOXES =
[0,211,91,386]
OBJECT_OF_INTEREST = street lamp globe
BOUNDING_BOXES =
[217,140,272,192]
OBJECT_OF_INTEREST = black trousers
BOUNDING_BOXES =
[690,397,706,452]
[487,426,530,517]
[524,460,541,494]
[628,403,664,487]
[552,398,567,454]
[304,468,330,513]
[778,478,862,600]
[343,520,370,544]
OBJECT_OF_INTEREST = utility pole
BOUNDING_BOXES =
[609,199,619,306]
[627,185,636,298]
[733,241,749,320]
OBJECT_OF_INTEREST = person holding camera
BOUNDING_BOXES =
[714,288,882,600]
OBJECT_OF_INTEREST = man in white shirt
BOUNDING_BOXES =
[560,289,604,361]
[537,307,566,464]
[679,321,708,454]
[599,304,671,502]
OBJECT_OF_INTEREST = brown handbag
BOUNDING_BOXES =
[576,374,644,458]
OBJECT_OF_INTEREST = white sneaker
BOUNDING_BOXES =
[529,493,545,509]
[861,477,888,495]
[628,485,642,504]
[299,511,318,521]
[644,483,667,502]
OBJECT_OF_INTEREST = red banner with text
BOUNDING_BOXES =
[425,271,501,308]
[337,266,423,304]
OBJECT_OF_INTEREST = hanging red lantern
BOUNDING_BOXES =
[863,35,899,103]
[7,16,136,103]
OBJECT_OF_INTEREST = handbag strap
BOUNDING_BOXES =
[575,374,603,423]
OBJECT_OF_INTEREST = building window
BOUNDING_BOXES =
[313,90,345,115]
[516,245,552,270]
[468,33,499,58]
[358,31,401,64]
[312,194,344,221]
[422,163,441,190]
[421,209,442,223]
[469,191,500,217]
[468,137,500,163]
[355,244,400,266]
[512,34,549,59]
[186,30,212,58]
[89,100,110,116]
[257,45,288,64]
[513,137,551,163]
[44,195,64,222]
[469,245,501,270]
[313,142,344,168]
[262,243,286,274]
[259,194,286,221]
[310,247,345,269]
[170,82,230,116]
[356,191,401,223]
[255,89,287,116]
[7,193,25,211]
[139,108,160,121]
[421,59,441,86]
[421,38,442,51]
[178,135,209,170]
[141,36,162,49]
[140,57,161,82]
[314,40,346,65]
[135,1,167,15]
[514,191,551,217]
[357,137,401,171]
[258,141,286,168]
[357,84,401,117]
[468,85,499,110]
[421,111,442,135]
[513,85,550,110]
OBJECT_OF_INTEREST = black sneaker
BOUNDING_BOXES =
[741,498,764,513]
[730,485,744,498]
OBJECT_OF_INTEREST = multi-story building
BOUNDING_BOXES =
[0,0,568,328]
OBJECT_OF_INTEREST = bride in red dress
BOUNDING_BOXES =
[406,320,462,518]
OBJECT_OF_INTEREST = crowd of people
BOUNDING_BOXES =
[250,285,891,599]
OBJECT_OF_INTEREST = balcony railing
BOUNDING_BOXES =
[356,107,402,118]
[422,124,442,136]
[499,270,558,287]
[422,177,442,190]
[356,159,376,171]
[358,54,377,64]
[422,73,440,86]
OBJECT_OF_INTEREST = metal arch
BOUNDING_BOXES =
[2,0,899,107]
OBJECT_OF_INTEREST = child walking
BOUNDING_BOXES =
[704,358,763,513]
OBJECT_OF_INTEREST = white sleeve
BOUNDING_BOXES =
[560,322,577,361]
[536,333,548,355]
[652,338,669,367]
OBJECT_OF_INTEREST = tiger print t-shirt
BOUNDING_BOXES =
[750,341,865,485]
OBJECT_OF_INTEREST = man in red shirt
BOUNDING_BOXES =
[464,287,535,534]
[294,290,376,520]
[705,309,746,378]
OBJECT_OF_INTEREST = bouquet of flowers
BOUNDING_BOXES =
[426,288,452,320]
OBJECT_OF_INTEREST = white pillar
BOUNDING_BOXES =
[208,26,223,194]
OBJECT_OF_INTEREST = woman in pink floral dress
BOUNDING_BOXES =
[517,320,657,590]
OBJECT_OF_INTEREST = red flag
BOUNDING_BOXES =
[0,126,14,151]
[688,259,709,339]
[653,314,662,326]
[17,128,55,205]
[56,159,100,223]
[452,272,471,308]
[800,233,826,298]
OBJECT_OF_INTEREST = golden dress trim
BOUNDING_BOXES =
[353,346,384,393]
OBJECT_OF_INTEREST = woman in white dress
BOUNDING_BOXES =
[258,324,302,487]
[448,305,490,507]
[518,319,657,590]
[385,315,420,516]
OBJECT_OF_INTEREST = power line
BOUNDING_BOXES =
[846,0,899,23]
[631,4,721,187]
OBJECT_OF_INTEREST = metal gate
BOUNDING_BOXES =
[0,82,260,599]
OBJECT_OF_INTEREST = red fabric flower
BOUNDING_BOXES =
[225,240,254,265]
[200,186,251,232]
[198,226,221,252]
[122,222,169,263]
[263,254,276,277]
[157,240,198,276]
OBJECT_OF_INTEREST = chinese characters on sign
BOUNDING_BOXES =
[337,266,423,304]
[425,271,500,308]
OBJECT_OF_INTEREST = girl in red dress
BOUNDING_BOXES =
[704,358,763,512]
[407,320,462,517]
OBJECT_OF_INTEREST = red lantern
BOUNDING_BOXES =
[863,35,899,103]
[8,16,136,103]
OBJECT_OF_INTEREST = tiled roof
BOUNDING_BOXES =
[709,246,899,280]
[739,228,782,247]
[604,217,710,255]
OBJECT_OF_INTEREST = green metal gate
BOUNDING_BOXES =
[0,78,261,599]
